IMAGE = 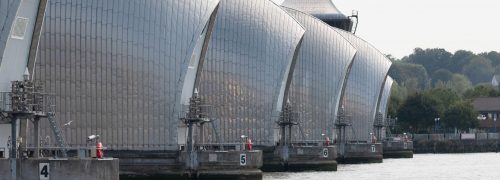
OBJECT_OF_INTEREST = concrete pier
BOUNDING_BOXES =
[0,158,119,180]
[261,146,338,172]
[383,141,414,158]
[180,150,263,179]
[337,143,383,164]
[118,150,263,180]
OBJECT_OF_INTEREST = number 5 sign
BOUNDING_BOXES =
[39,163,50,180]
[240,154,247,166]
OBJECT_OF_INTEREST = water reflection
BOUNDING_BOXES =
[264,153,500,180]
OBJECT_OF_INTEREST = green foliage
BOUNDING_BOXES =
[449,50,475,73]
[462,56,494,84]
[441,101,478,131]
[423,88,460,115]
[463,85,500,99]
[393,49,499,87]
[389,48,500,132]
[397,93,439,133]
[388,61,428,90]
[406,48,452,74]
[387,81,407,117]
[481,51,500,66]
[450,74,472,94]
[494,65,500,74]
[431,69,453,86]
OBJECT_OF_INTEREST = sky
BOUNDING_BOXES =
[275,0,500,58]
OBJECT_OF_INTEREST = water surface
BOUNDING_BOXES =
[264,153,500,180]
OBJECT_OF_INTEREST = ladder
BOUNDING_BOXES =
[47,112,68,157]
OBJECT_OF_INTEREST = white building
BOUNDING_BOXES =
[491,75,500,87]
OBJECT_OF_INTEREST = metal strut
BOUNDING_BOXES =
[47,112,68,157]
[335,105,352,156]
[180,92,219,170]
[374,112,384,141]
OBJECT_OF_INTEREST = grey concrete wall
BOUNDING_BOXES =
[180,150,263,170]
[288,146,337,162]
[383,141,413,152]
[344,143,382,158]
[0,158,119,180]
[414,139,499,153]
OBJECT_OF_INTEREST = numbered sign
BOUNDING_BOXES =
[322,148,329,158]
[240,154,247,166]
[39,163,50,180]
[371,145,376,153]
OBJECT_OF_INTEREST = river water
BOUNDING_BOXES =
[264,153,500,180]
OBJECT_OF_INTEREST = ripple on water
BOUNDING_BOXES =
[263,153,500,180]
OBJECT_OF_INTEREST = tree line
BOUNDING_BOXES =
[387,48,500,133]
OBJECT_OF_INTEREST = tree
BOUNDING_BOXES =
[462,56,494,84]
[397,93,439,133]
[448,74,472,95]
[463,85,500,99]
[423,88,460,115]
[431,69,453,86]
[388,82,407,117]
[388,61,429,90]
[449,50,475,73]
[481,51,500,66]
[441,101,478,131]
[406,48,452,74]
[494,64,500,74]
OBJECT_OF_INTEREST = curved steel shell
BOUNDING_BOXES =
[377,76,393,139]
[197,0,305,145]
[33,0,219,150]
[378,76,394,119]
[335,30,392,142]
[283,7,357,141]
[0,0,21,65]
[281,0,347,20]
[281,0,352,31]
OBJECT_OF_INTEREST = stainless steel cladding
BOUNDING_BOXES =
[335,30,392,142]
[281,0,352,31]
[33,0,220,150]
[0,0,21,65]
[378,76,394,120]
[197,0,305,146]
[282,8,357,142]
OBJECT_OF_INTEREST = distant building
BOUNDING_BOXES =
[491,75,500,87]
[472,97,500,132]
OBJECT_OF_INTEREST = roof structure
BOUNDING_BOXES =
[281,0,348,20]
[492,75,500,86]
[472,97,500,112]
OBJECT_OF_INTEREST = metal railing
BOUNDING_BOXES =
[193,143,246,151]
[412,133,500,141]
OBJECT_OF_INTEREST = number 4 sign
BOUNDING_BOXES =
[39,163,50,180]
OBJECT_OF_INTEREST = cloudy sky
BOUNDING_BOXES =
[276,0,500,58]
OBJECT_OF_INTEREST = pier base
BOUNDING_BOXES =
[119,151,262,180]
[179,150,263,179]
[0,158,119,180]
[261,146,338,172]
[337,143,383,164]
[117,150,262,180]
[383,141,413,158]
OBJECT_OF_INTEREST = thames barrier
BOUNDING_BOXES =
[0,0,414,179]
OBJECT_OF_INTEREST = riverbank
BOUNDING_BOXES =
[413,139,499,153]
[410,133,499,153]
